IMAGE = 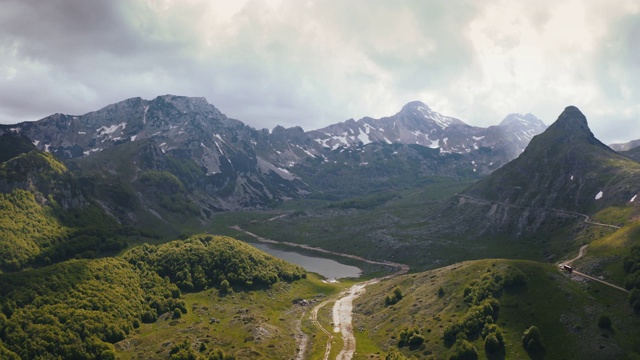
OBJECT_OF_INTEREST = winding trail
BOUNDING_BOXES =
[457,194,621,230]
[230,225,409,360]
[560,245,629,293]
[309,299,333,360]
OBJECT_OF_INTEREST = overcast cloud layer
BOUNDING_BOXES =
[1,0,638,143]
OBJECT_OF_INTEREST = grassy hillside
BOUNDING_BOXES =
[115,273,340,359]
[353,259,640,359]
[72,139,209,236]
[214,179,477,272]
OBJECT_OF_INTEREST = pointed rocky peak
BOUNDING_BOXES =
[529,105,605,149]
[553,106,590,133]
[150,94,223,118]
[398,101,464,129]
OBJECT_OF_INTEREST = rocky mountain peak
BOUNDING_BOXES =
[553,106,590,134]
[499,113,545,128]
[400,101,431,113]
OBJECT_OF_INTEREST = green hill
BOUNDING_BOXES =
[123,234,306,292]
[0,235,308,359]
[71,139,211,235]
[354,259,640,359]
[0,257,182,359]
[0,149,134,272]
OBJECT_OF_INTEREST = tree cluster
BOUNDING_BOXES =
[397,327,425,349]
[0,258,182,359]
[443,266,526,358]
[385,287,404,306]
[0,188,132,272]
[123,235,306,292]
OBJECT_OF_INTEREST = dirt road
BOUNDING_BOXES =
[308,299,333,360]
[458,194,621,230]
[560,244,629,293]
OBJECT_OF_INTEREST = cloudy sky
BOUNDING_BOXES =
[1,0,638,143]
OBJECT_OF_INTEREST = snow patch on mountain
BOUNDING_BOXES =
[97,123,126,137]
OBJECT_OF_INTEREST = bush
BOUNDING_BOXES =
[385,287,404,306]
[503,268,527,288]
[522,326,545,355]
[484,334,501,353]
[169,340,198,360]
[398,327,424,349]
[483,324,505,354]
[449,339,478,360]
[385,348,408,360]
[173,308,182,319]
[597,314,612,329]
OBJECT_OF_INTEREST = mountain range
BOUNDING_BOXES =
[0,95,547,229]
[2,96,640,359]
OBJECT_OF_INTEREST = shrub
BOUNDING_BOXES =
[484,334,501,353]
[398,327,424,349]
[522,326,545,355]
[482,323,505,354]
[449,339,478,360]
[385,287,404,306]
[597,314,612,329]
[503,268,527,288]
[173,308,182,319]
[219,279,231,296]
[385,348,408,360]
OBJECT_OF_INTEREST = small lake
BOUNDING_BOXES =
[250,243,362,280]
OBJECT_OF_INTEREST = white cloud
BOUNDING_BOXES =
[0,0,638,144]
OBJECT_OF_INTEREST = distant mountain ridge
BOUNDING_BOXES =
[306,101,545,161]
[610,138,640,152]
[0,95,547,227]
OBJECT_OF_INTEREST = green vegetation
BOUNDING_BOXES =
[0,258,181,359]
[624,245,640,293]
[598,314,612,329]
[327,191,400,210]
[117,273,339,359]
[353,259,640,359]
[0,188,134,271]
[522,325,545,355]
[449,339,478,360]
[385,286,404,306]
[123,235,305,292]
[0,234,310,359]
